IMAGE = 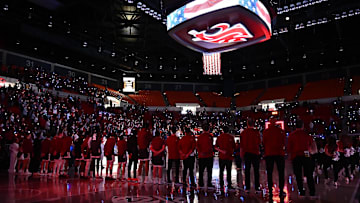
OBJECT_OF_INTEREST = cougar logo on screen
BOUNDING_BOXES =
[188,23,253,44]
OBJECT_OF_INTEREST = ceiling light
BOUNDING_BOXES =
[82,41,87,47]
[111,52,116,57]
[303,54,307,59]
[150,74,153,78]
[15,40,20,45]
[102,66,106,70]
[242,66,246,70]
[145,64,148,69]
[65,56,69,60]
[78,60,82,64]
[91,64,94,67]
[285,16,290,21]
[98,46,102,53]
[3,4,8,11]
[339,47,344,52]
[112,70,116,73]
[34,47,37,51]
[137,74,141,78]
[270,59,275,65]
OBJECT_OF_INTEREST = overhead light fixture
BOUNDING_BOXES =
[270,59,275,65]
[111,52,116,57]
[3,4,8,11]
[303,54,307,59]
[82,41,88,47]
[339,46,344,52]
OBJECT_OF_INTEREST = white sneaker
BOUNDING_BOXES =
[25,170,32,175]
[350,175,354,181]
[18,169,24,174]
[345,177,350,184]
[334,181,339,187]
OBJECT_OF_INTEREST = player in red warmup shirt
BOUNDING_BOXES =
[60,132,73,176]
[21,133,33,175]
[178,128,196,187]
[137,123,152,183]
[40,134,51,175]
[150,131,165,184]
[196,123,214,188]
[288,119,316,198]
[263,117,286,198]
[104,133,116,178]
[117,135,127,180]
[241,119,261,193]
[215,126,236,189]
[166,126,180,184]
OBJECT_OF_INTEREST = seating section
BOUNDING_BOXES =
[197,92,232,107]
[128,90,165,106]
[92,83,134,104]
[259,84,301,102]
[351,76,360,95]
[235,89,263,107]
[165,91,199,106]
[298,78,345,101]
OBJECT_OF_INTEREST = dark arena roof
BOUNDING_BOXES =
[0,0,359,87]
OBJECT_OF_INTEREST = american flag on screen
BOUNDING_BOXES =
[203,53,221,75]
[167,0,271,32]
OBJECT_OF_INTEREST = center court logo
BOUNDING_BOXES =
[188,23,253,43]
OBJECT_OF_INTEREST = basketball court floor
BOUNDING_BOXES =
[1,158,359,203]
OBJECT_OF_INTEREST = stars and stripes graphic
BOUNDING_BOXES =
[167,0,272,31]
[203,53,221,75]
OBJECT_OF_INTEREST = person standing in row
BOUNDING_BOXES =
[137,124,152,183]
[104,133,116,178]
[166,126,180,184]
[150,131,165,184]
[263,118,286,198]
[241,119,261,193]
[197,123,214,188]
[179,128,196,187]
[117,135,127,180]
[127,130,138,181]
[215,126,236,189]
[288,119,316,198]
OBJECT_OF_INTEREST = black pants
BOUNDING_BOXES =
[265,156,285,194]
[292,156,316,196]
[244,153,260,190]
[183,156,195,185]
[219,159,232,187]
[323,156,341,182]
[198,157,213,186]
[167,159,180,183]
[128,157,138,178]
[91,158,100,176]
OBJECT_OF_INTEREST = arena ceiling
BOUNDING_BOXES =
[0,0,359,83]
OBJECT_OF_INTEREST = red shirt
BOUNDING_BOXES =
[22,138,33,154]
[41,139,51,154]
[215,133,235,160]
[288,129,314,160]
[104,137,116,156]
[50,137,60,155]
[151,137,164,157]
[178,135,196,160]
[166,135,180,159]
[240,128,261,155]
[137,128,152,150]
[196,132,213,158]
[60,136,73,155]
[263,125,286,156]
[117,140,127,156]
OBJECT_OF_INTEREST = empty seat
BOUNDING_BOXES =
[298,78,345,100]
[129,90,165,106]
[165,91,199,106]
[197,92,231,107]
[235,89,263,107]
[259,84,301,102]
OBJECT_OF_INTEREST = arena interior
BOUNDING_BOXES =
[0,0,360,202]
